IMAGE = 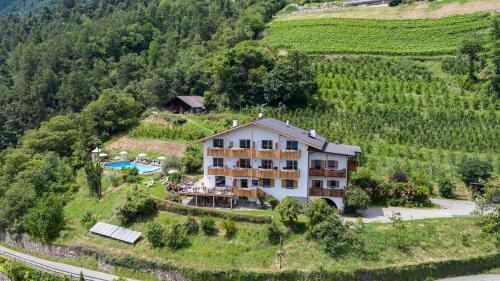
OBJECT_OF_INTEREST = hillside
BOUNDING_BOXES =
[0,0,57,15]
[262,12,493,55]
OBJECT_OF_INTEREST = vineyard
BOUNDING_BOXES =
[256,56,499,181]
[262,12,493,55]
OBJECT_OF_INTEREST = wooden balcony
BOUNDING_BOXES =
[280,169,300,179]
[232,188,258,197]
[255,149,280,159]
[207,166,230,176]
[207,148,301,160]
[280,150,301,160]
[309,188,345,197]
[309,169,347,178]
[231,168,255,177]
[256,169,279,178]
[229,149,254,158]
[207,147,227,157]
[325,169,347,177]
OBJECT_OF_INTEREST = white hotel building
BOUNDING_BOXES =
[191,117,361,210]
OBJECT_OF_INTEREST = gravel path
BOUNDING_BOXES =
[350,198,476,222]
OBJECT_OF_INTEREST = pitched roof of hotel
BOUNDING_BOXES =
[193,117,361,156]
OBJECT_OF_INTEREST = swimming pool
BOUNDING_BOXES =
[104,161,161,174]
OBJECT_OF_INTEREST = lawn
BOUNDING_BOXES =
[262,12,493,56]
[58,173,499,274]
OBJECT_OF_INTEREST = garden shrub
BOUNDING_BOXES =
[276,196,301,223]
[269,198,279,210]
[220,218,237,239]
[344,188,370,214]
[161,155,182,172]
[116,186,156,225]
[478,207,500,234]
[80,210,97,230]
[438,178,455,199]
[21,195,65,242]
[146,222,166,248]
[309,213,357,257]
[183,216,199,235]
[182,145,203,174]
[201,216,217,235]
[165,223,188,250]
[154,199,272,223]
[305,199,335,228]
[267,221,282,245]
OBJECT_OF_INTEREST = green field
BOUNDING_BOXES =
[262,12,493,55]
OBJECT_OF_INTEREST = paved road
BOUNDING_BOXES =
[0,245,130,281]
[440,274,500,281]
[352,198,476,222]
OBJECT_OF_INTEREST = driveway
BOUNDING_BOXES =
[0,245,133,281]
[439,274,500,281]
[351,198,476,223]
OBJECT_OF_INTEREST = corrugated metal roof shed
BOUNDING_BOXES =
[90,222,142,244]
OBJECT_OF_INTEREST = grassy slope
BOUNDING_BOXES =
[262,12,492,55]
[56,171,498,274]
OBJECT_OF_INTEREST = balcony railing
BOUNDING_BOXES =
[206,147,301,160]
[207,166,230,176]
[206,166,300,179]
[256,169,279,178]
[309,169,347,178]
[309,188,345,197]
[280,169,300,179]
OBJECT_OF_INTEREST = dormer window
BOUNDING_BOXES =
[261,140,273,150]
[239,139,251,149]
[213,139,224,148]
[286,141,298,150]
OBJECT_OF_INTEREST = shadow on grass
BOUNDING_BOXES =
[284,221,307,234]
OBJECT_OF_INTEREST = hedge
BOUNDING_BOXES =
[154,199,272,224]
[94,251,499,281]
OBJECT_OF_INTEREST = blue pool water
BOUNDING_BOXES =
[104,161,161,174]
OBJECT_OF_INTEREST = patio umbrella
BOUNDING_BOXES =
[99,153,108,157]
[138,153,147,158]
[158,156,167,161]
[91,147,101,153]
[168,169,178,174]
[119,151,128,155]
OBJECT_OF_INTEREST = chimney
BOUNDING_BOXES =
[310,129,316,138]
[286,120,290,127]
[232,119,239,127]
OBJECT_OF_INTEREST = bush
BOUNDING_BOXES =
[154,199,272,223]
[21,195,65,242]
[182,145,203,174]
[146,222,166,248]
[220,218,237,239]
[276,197,301,223]
[165,223,188,250]
[201,216,217,235]
[392,170,408,183]
[478,207,500,234]
[183,216,199,235]
[116,186,156,225]
[122,167,139,176]
[388,0,402,6]
[459,158,493,186]
[269,198,279,210]
[438,178,455,199]
[80,210,97,230]
[169,172,183,184]
[344,188,371,214]
[309,213,356,257]
[305,199,335,227]
[161,155,182,173]
[267,221,282,245]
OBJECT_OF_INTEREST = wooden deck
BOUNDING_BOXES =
[178,188,267,208]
